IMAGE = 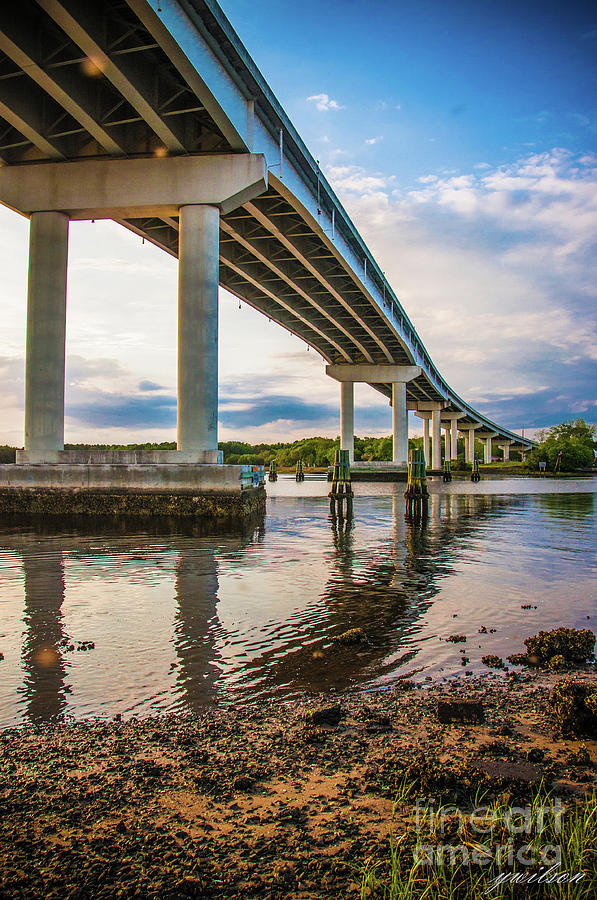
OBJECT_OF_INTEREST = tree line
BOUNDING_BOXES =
[0,418,593,470]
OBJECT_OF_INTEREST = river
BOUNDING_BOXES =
[0,475,595,725]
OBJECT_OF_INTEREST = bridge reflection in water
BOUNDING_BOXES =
[2,490,563,724]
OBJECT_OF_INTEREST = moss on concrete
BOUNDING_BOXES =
[0,486,265,520]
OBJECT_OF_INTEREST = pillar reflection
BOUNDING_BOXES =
[20,548,68,724]
[173,548,222,710]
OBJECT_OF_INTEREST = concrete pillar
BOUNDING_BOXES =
[423,416,430,467]
[500,443,511,461]
[483,437,492,464]
[392,381,408,465]
[25,211,69,452]
[177,204,220,454]
[450,420,458,460]
[431,407,442,470]
[340,380,354,463]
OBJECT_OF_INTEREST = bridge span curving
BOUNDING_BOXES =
[0,0,535,468]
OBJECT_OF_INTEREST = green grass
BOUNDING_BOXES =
[361,783,597,899]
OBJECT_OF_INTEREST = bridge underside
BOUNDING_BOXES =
[0,0,533,472]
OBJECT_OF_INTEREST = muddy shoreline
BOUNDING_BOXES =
[1,669,596,899]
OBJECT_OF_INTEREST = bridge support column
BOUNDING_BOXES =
[432,407,442,470]
[441,413,466,460]
[450,420,458,460]
[498,441,512,461]
[459,424,478,463]
[480,434,497,464]
[392,382,408,465]
[340,381,354,463]
[177,204,220,459]
[326,364,421,468]
[423,416,430,467]
[24,211,69,453]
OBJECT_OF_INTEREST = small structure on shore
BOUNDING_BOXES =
[404,448,429,522]
[329,449,353,519]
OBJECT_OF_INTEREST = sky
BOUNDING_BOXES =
[0,0,595,446]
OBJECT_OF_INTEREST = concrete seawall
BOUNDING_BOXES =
[0,465,265,520]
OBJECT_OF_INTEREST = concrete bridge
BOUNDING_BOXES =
[0,0,534,510]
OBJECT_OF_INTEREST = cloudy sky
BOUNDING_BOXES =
[1,0,595,446]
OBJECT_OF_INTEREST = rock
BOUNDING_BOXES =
[232,775,254,791]
[550,680,597,737]
[474,759,541,784]
[478,626,488,634]
[482,655,505,669]
[507,653,529,666]
[437,699,484,724]
[331,628,365,645]
[302,727,328,744]
[524,628,595,667]
[526,748,544,763]
[566,744,591,767]
[548,654,567,671]
[445,634,467,643]
[304,704,343,726]
[0,652,4,661]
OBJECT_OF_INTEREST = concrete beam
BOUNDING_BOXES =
[0,98,63,159]
[125,0,249,151]
[416,400,449,411]
[0,154,267,219]
[326,365,421,383]
[441,412,467,422]
[0,13,125,156]
[37,0,185,152]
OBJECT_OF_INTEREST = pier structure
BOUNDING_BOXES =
[0,0,534,511]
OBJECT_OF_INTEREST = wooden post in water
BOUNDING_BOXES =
[328,449,354,519]
[442,459,452,483]
[295,459,305,482]
[404,448,429,522]
[471,459,480,482]
[268,461,278,482]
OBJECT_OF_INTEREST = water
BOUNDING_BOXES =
[0,476,595,726]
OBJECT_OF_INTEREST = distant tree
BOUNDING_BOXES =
[0,445,16,463]
[527,418,596,472]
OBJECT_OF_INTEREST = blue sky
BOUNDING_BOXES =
[0,0,595,445]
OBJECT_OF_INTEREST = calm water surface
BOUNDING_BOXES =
[0,476,595,725]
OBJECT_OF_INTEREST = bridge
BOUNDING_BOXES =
[0,0,534,497]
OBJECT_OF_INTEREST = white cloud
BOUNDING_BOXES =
[365,136,383,145]
[306,93,344,112]
[326,149,597,427]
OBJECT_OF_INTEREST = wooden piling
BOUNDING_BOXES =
[404,448,429,522]
[328,449,354,519]
[268,461,278,482]
[471,459,480,482]
[442,459,452,483]
[295,459,305,482]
